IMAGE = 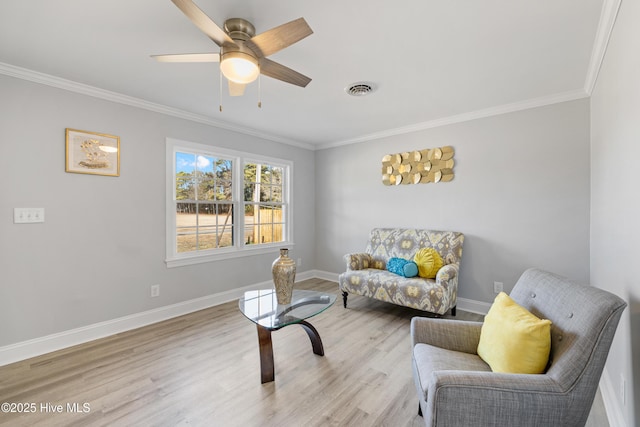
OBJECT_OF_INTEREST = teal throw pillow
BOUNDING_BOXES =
[387,258,418,278]
[403,261,418,278]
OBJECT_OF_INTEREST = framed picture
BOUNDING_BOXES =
[65,128,120,176]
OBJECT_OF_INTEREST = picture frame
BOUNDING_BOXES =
[65,128,120,176]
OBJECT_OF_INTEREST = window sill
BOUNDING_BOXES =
[165,242,295,268]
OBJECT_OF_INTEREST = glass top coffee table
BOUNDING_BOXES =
[239,289,336,383]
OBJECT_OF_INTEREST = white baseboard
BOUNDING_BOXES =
[0,271,314,367]
[0,269,488,367]
[600,367,627,427]
[457,297,491,315]
[312,270,339,282]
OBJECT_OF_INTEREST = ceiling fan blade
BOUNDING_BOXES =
[151,53,220,62]
[259,58,311,88]
[247,18,313,57]
[228,81,246,97]
[171,0,235,47]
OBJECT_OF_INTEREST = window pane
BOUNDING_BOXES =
[271,184,282,202]
[216,159,232,181]
[197,203,216,249]
[196,172,213,200]
[259,185,269,202]
[176,202,235,253]
[270,206,284,243]
[272,168,283,204]
[195,155,213,200]
[244,204,284,245]
[242,160,285,246]
[245,163,257,176]
[244,162,257,202]
[272,167,283,185]
[195,155,214,173]
[217,180,232,201]
[199,203,234,249]
[216,204,234,248]
[176,172,195,200]
[262,223,274,243]
[176,152,196,173]
[217,204,234,248]
[261,165,272,184]
[244,182,256,202]
[244,204,257,245]
[260,184,283,202]
[176,152,196,200]
[176,202,197,252]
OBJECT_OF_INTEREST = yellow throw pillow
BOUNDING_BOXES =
[413,248,443,279]
[477,292,552,374]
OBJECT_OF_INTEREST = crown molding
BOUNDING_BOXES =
[317,0,622,151]
[0,62,315,151]
[317,89,589,150]
[1,33,606,154]
[584,0,622,95]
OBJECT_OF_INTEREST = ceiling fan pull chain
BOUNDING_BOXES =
[258,74,262,109]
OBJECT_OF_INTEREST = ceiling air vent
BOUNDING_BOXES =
[345,82,375,97]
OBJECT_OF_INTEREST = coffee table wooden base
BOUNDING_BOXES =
[256,320,325,384]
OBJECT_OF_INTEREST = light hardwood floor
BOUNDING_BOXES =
[0,279,608,426]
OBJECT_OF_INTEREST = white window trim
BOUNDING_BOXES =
[165,137,293,268]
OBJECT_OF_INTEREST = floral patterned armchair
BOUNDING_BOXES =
[338,228,464,315]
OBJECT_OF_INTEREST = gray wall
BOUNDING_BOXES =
[591,0,640,424]
[315,99,591,304]
[0,74,315,347]
[0,72,593,357]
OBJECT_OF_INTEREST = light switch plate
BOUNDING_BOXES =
[493,281,503,293]
[14,208,45,223]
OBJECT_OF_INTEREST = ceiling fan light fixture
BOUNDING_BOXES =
[157,2,313,97]
[220,51,260,84]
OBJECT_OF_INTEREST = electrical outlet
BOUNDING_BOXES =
[151,284,160,298]
[493,281,503,293]
[297,258,302,267]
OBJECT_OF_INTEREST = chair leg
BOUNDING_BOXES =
[418,401,423,417]
[342,291,348,308]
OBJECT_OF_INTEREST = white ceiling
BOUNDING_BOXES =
[0,0,608,149]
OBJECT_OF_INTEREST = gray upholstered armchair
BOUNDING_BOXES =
[411,268,626,427]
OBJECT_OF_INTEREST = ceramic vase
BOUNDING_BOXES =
[272,248,296,304]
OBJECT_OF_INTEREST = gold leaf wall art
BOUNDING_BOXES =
[382,146,454,186]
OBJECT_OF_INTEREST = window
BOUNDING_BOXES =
[175,152,234,253]
[243,162,285,245]
[166,138,292,267]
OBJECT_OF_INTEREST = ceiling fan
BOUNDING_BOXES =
[153,0,313,98]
